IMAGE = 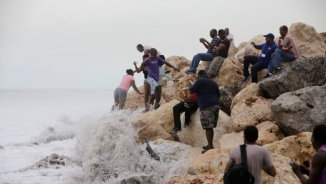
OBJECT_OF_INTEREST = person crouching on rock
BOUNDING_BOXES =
[189,70,220,154]
[112,69,142,111]
[170,93,198,134]
[140,48,180,112]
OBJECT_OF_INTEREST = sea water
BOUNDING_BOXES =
[0,90,191,184]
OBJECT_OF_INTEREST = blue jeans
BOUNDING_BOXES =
[189,53,214,72]
[268,48,295,73]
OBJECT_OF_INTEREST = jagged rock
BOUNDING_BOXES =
[219,121,284,149]
[234,35,265,64]
[164,56,191,79]
[231,83,263,110]
[132,100,180,141]
[29,153,78,169]
[219,85,237,115]
[216,58,243,93]
[319,32,326,44]
[237,42,247,51]
[231,96,274,132]
[124,85,146,110]
[289,22,326,58]
[168,174,222,184]
[271,85,326,135]
[259,57,326,99]
[177,110,233,148]
[228,44,239,57]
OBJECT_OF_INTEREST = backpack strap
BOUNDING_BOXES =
[240,144,248,168]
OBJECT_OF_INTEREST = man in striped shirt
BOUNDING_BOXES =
[186,29,220,74]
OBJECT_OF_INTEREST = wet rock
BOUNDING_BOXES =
[219,85,237,115]
[177,110,233,148]
[168,174,223,184]
[289,22,326,58]
[29,153,78,169]
[231,96,274,132]
[132,100,180,142]
[259,57,326,99]
[271,85,326,135]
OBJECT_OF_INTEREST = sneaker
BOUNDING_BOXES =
[263,73,272,79]
[154,103,160,110]
[274,67,282,74]
[242,76,249,83]
[185,70,196,74]
[170,127,181,134]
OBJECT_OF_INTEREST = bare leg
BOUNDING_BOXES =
[111,98,119,112]
[118,101,125,110]
[205,128,214,149]
[155,86,161,105]
[149,94,155,104]
[144,82,150,106]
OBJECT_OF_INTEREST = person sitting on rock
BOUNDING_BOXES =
[189,70,220,153]
[291,124,326,184]
[151,65,178,110]
[140,48,180,112]
[112,69,142,111]
[224,126,276,184]
[225,28,235,46]
[242,33,278,83]
[185,29,220,74]
[205,29,230,79]
[170,93,198,134]
[264,25,299,78]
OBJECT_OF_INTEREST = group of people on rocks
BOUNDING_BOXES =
[112,25,326,184]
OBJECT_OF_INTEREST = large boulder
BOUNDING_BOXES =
[177,110,233,148]
[231,96,274,132]
[164,56,191,79]
[228,44,239,57]
[132,100,180,141]
[219,121,284,149]
[240,69,268,89]
[231,83,263,110]
[216,58,243,93]
[219,85,237,115]
[271,85,326,135]
[124,85,146,110]
[319,32,326,44]
[233,35,265,64]
[289,22,326,58]
[259,57,326,99]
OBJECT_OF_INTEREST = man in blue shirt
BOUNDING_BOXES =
[185,29,220,74]
[189,70,220,154]
[242,33,278,83]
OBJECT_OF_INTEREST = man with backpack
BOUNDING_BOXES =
[223,126,276,184]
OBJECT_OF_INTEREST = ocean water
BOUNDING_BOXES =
[0,90,191,184]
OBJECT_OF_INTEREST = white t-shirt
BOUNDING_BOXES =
[143,45,162,56]
[227,33,235,45]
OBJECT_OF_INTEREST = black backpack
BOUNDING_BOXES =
[223,144,255,184]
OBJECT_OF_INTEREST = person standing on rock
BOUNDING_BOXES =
[140,48,179,112]
[224,126,276,184]
[264,25,299,78]
[225,28,235,46]
[170,93,198,134]
[112,69,142,111]
[291,124,326,184]
[242,33,278,83]
[189,70,220,153]
[185,29,220,74]
[205,29,230,79]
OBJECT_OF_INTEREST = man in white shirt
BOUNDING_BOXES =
[225,28,235,46]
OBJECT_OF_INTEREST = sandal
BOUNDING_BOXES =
[202,145,209,150]
[201,147,214,154]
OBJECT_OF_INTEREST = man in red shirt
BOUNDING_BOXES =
[170,93,199,134]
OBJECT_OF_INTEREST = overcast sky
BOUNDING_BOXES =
[1,0,325,89]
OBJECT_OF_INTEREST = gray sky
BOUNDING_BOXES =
[1,0,325,89]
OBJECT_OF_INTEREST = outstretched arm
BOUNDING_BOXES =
[251,42,261,50]
[131,80,142,94]
[163,61,180,72]
[133,62,142,73]
[203,38,217,49]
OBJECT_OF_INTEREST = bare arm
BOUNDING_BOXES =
[133,62,143,73]
[263,166,276,177]
[212,44,226,55]
[163,61,180,72]
[251,42,261,50]
[203,39,217,49]
[131,80,141,94]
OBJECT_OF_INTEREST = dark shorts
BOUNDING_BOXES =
[200,105,219,129]
[114,88,127,102]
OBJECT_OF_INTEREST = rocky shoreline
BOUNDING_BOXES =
[125,22,326,184]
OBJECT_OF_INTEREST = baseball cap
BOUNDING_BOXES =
[218,29,225,34]
[263,33,275,39]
